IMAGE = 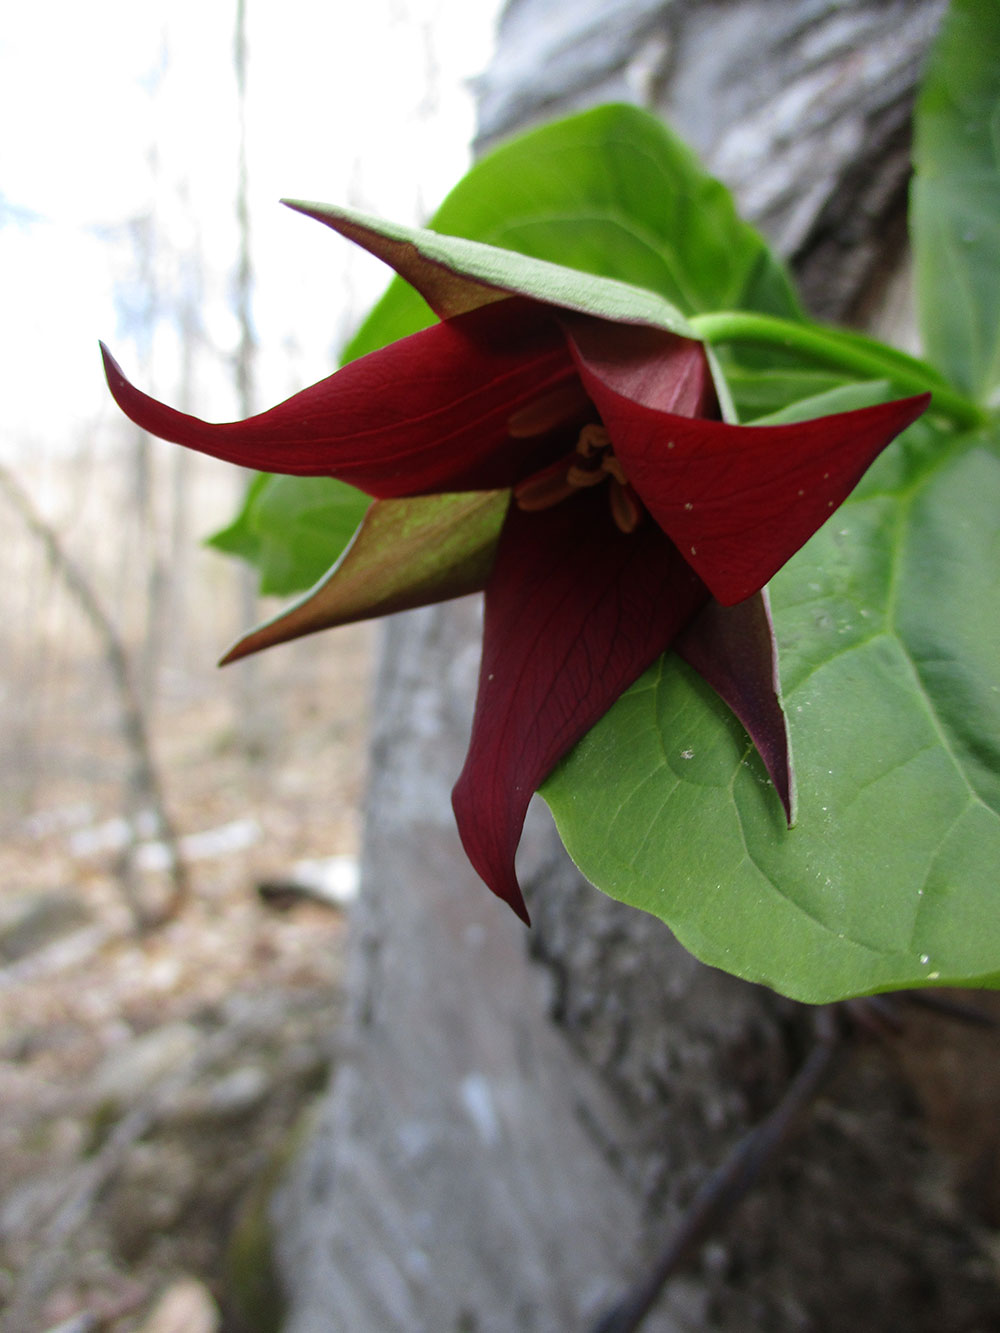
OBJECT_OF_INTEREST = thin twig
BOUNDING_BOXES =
[591,1007,843,1333]
[0,464,188,926]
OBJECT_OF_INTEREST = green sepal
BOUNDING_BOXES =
[283,199,695,337]
[220,490,509,664]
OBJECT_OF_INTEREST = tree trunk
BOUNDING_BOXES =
[274,3,1000,1330]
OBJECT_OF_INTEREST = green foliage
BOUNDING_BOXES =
[912,0,1000,403]
[209,474,369,597]
[544,418,1000,1001]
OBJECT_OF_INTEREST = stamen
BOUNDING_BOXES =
[601,456,628,486]
[576,423,611,457]
[514,465,578,512]
[514,420,645,532]
[609,481,643,534]
[507,380,592,438]
[566,461,609,488]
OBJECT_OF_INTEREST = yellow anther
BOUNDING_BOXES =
[601,456,628,486]
[566,462,609,488]
[575,423,611,457]
[609,481,642,533]
[513,469,578,512]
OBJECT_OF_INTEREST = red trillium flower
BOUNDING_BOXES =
[100,204,929,923]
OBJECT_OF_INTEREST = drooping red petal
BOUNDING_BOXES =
[101,299,576,498]
[452,491,708,921]
[675,591,794,821]
[562,316,930,604]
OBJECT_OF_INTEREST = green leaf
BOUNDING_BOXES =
[221,490,508,663]
[707,316,961,426]
[911,0,1000,402]
[721,363,858,422]
[208,472,271,566]
[543,420,1000,1002]
[752,380,897,425]
[208,475,370,597]
[344,102,801,363]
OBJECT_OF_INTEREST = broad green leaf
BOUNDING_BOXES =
[344,102,801,362]
[221,490,508,663]
[543,421,1000,1002]
[208,471,270,567]
[753,380,897,425]
[912,0,1000,402]
[722,364,859,422]
[208,474,370,597]
[717,322,953,423]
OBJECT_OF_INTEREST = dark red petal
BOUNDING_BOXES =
[559,311,718,418]
[565,323,929,604]
[675,592,794,821]
[100,299,576,498]
[608,394,929,604]
[452,491,708,922]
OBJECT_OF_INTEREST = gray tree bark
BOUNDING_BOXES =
[275,3,1000,1330]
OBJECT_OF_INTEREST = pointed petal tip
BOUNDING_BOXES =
[780,776,796,827]
[99,343,139,419]
[510,891,532,927]
[451,784,532,926]
[99,340,121,383]
[492,876,531,925]
[627,389,934,608]
[900,391,932,425]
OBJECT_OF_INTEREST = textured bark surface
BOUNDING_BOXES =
[275,3,1000,1329]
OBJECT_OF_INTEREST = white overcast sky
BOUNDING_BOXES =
[0,0,501,459]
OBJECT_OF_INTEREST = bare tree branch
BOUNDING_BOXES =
[0,463,188,926]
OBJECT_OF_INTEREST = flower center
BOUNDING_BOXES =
[513,423,643,534]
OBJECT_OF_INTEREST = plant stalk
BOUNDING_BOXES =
[690,311,987,431]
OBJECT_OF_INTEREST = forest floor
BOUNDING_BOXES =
[0,619,374,1333]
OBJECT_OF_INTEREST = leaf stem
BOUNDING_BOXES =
[690,311,987,430]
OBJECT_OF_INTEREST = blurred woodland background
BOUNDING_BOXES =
[0,2,497,1329]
